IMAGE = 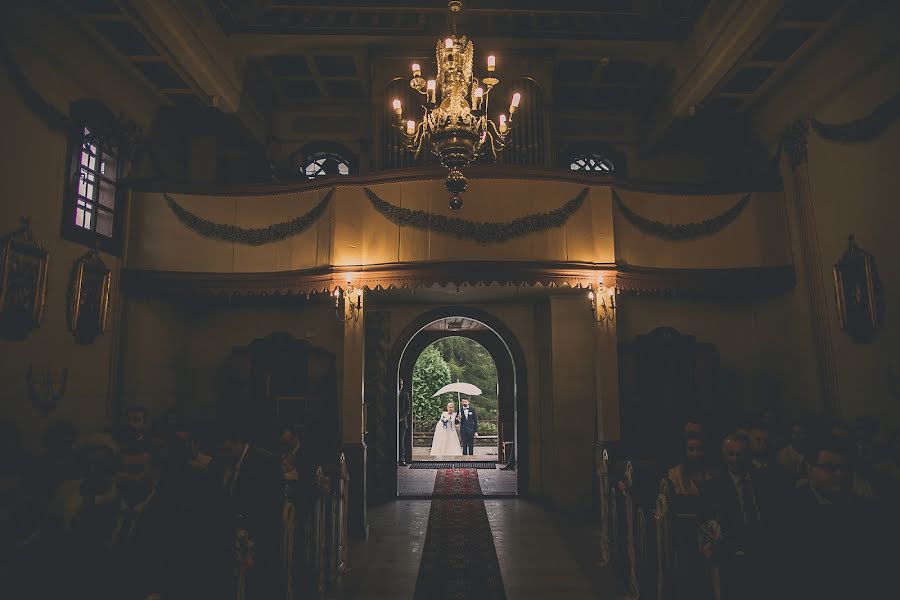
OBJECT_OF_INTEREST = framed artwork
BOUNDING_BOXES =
[69,250,111,344]
[0,219,49,340]
[834,235,880,342]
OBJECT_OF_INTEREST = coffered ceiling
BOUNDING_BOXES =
[58,0,856,150]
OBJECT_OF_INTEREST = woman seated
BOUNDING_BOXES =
[430,402,462,457]
[666,434,712,512]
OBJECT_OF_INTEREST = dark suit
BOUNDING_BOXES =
[219,445,284,599]
[66,489,184,600]
[699,470,781,600]
[457,406,478,455]
[774,485,891,600]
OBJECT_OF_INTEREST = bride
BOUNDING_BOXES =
[430,401,462,456]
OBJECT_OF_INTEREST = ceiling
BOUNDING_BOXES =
[60,0,855,152]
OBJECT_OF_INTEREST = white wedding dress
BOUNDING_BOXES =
[430,411,462,456]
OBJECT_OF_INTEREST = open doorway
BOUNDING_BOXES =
[391,311,526,497]
[411,336,499,462]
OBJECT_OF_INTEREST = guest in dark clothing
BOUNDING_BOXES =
[215,425,284,598]
[778,436,891,600]
[67,445,183,600]
[748,422,773,472]
[116,405,149,446]
[701,432,780,600]
[398,378,411,466]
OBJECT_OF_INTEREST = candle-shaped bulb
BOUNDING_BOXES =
[474,87,484,99]
[406,120,416,135]
[498,114,508,134]
[445,37,454,49]
[588,290,595,302]
[426,79,437,103]
[510,92,521,115]
[473,86,484,110]
[487,55,496,72]
[411,63,421,77]
[392,98,402,112]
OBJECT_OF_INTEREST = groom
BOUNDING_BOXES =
[456,397,478,455]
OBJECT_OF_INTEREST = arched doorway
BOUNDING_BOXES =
[410,335,500,461]
[387,307,528,497]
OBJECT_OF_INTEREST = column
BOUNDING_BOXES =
[341,289,368,539]
[785,120,840,415]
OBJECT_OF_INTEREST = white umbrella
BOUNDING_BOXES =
[432,382,482,397]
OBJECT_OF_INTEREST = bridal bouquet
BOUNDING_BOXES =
[441,415,450,429]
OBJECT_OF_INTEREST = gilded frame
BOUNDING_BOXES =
[69,250,111,343]
[833,235,879,341]
[0,219,50,339]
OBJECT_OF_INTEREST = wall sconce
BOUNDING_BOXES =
[588,283,616,324]
[333,283,363,324]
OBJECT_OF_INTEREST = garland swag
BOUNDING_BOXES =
[163,188,334,246]
[810,92,900,143]
[612,189,751,241]
[363,187,589,243]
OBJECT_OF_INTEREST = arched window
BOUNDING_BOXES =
[569,153,615,172]
[295,142,356,179]
[561,143,624,175]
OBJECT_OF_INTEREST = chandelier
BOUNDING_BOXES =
[391,1,521,210]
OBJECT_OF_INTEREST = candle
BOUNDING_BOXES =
[392,98,402,117]
[498,114,507,134]
[426,79,437,103]
[445,37,454,49]
[487,55,496,72]
[473,87,484,110]
[411,63,421,78]
[406,120,416,135]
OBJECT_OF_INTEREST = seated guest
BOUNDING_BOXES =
[667,433,712,499]
[776,419,808,480]
[116,405,149,446]
[67,444,181,599]
[852,415,880,471]
[779,435,890,600]
[748,422,773,472]
[215,424,284,598]
[48,433,119,532]
[874,430,900,501]
[278,425,303,482]
[700,432,779,600]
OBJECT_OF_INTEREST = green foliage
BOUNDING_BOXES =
[412,345,453,432]
[431,336,498,436]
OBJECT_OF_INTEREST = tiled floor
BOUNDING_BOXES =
[341,498,622,599]
[478,468,518,496]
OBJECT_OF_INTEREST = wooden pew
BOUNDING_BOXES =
[324,453,350,592]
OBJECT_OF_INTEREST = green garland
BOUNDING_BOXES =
[811,92,900,143]
[363,186,589,243]
[612,189,751,240]
[163,188,334,246]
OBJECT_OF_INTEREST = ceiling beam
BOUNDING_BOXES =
[643,0,786,149]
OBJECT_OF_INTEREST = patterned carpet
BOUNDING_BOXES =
[414,469,506,600]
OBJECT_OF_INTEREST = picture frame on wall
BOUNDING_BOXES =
[834,235,880,342]
[69,249,111,344]
[0,218,49,340]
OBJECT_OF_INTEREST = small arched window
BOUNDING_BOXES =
[295,142,356,180]
[561,143,624,176]
[569,153,615,173]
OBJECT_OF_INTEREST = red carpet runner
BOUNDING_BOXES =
[414,469,506,600]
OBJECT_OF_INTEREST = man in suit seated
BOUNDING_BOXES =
[66,444,182,599]
[700,432,780,600]
[778,435,890,600]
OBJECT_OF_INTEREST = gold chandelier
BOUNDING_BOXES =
[391,1,521,210]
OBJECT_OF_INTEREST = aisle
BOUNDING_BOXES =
[413,469,506,599]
